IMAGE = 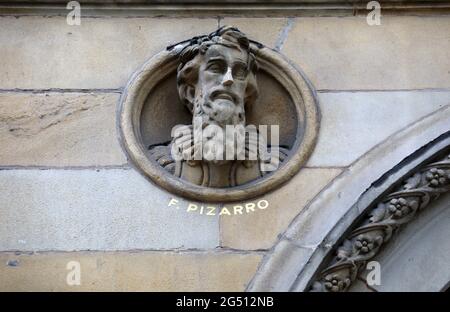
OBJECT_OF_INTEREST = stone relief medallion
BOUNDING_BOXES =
[119,26,320,202]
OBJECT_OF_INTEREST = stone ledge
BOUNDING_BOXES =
[1,1,449,18]
[2,1,448,3]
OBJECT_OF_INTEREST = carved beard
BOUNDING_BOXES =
[172,94,265,165]
[193,96,246,164]
[194,88,245,126]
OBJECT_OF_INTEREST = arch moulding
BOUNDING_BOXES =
[247,104,450,292]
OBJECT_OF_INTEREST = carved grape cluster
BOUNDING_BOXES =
[387,197,418,219]
[354,234,377,254]
[323,274,351,292]
[425,168,449,187]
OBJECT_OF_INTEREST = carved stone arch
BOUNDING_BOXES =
[311,148,450,292]
[247,105,450,292]
[348,191,450,292]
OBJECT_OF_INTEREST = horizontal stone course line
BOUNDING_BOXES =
[0,3,449,18]
[0,168,346,175]
[2,13,450,19]
[0,88,123,94]
[317,88,450,93]
[302,166,347,169]
[1,12,450,19]
[0,248,269,255]
[2,0,449,3]
[2,88,449,94]
[0,165,131,170]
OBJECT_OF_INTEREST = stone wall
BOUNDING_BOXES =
[0,6,449,290]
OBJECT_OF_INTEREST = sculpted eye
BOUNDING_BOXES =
[233,65,248,79]
[207,62,225,73]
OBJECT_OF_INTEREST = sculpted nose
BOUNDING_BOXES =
[222,67,234,86]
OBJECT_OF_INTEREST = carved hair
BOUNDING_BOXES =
[176,26,259,113]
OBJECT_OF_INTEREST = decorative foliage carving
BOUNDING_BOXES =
[310,152,450,292]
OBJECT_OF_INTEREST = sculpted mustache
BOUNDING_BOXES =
[209,89,238,102]
[195,106,244,128]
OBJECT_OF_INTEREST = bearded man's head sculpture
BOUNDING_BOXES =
[176,26,259,129]
[149,26,288,187]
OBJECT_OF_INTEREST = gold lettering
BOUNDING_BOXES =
[206,206,216,216]
[187,203,198,212]
[233,205,243,215]
[257,200,269,209]
[245,202,255,213]
[219,207,231,216]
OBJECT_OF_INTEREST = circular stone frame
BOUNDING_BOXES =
[119,44,320,202]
